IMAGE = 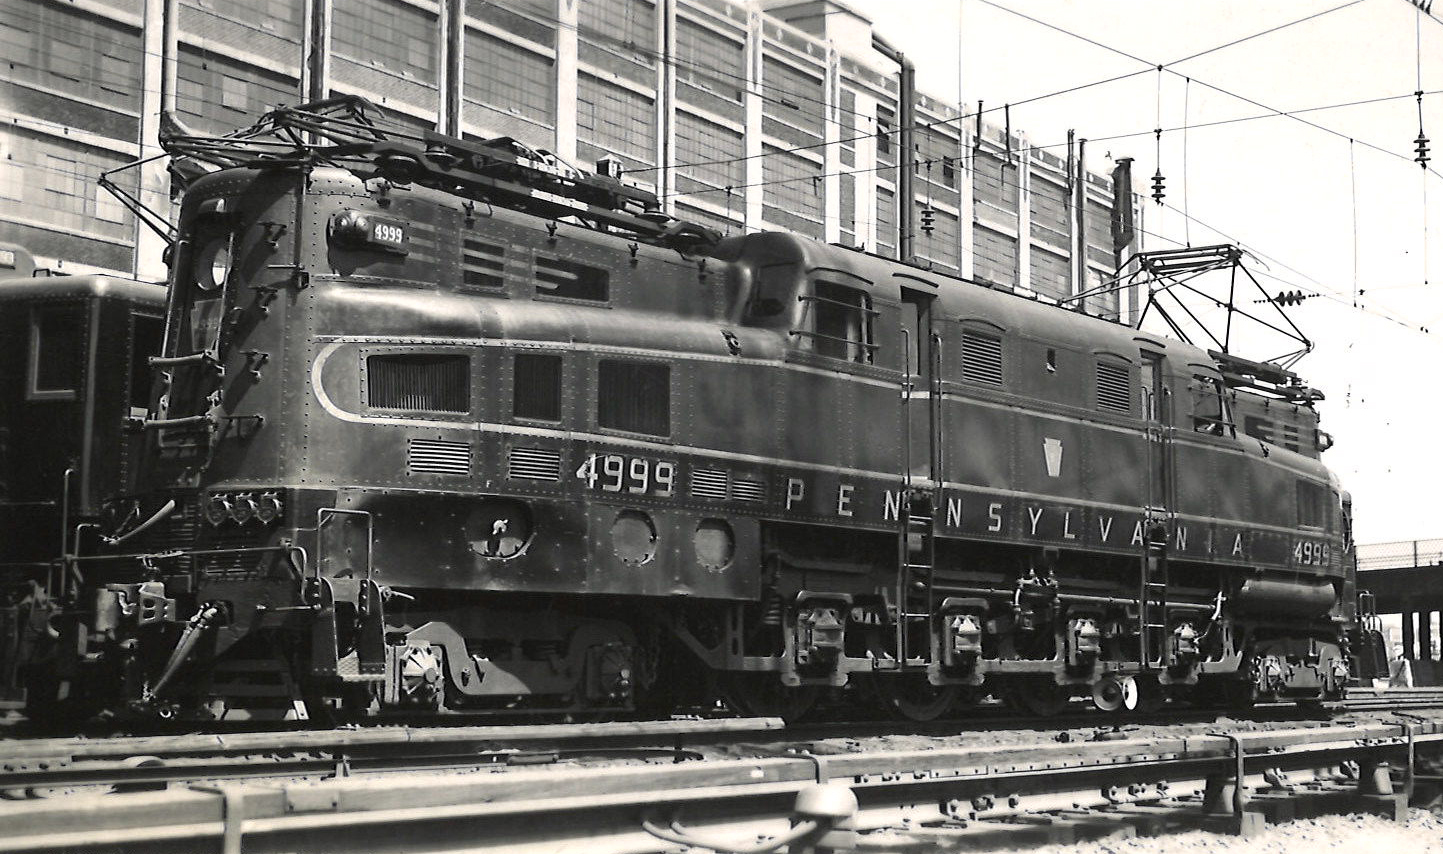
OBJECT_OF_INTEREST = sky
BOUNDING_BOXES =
[851,0,1443,544]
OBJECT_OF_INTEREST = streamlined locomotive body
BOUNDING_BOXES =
[12,100,1352,722]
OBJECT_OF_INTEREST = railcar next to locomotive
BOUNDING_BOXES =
[0,244,166,709]
[7,99,1356,723]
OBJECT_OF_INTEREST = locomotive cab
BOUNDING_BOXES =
[0,265,164,710]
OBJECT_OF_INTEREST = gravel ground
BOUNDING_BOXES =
[1006,808,1443,854]
[757,709,1443,762]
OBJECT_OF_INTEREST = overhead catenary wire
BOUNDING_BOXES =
[633,0,1370,177]
[976,0,1443,183]
[664,86,1443,203]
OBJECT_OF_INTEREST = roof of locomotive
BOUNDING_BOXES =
[0,272,166,306]
[728,230,1226,374]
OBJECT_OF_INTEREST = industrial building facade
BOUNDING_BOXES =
[0,0,1139,319]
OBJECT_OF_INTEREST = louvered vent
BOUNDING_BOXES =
[960,331,1004,385]
[690,468,730,500]
[731,477,766,502]
[507,447,561,481]
[1096,363,1133,413]
[461,237,505,290]
[368,354,470,413]
[407,438,471,476]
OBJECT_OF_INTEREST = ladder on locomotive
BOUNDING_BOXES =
[896,303,940,666]
[1139,526,1170,668]
[897,489,937,665]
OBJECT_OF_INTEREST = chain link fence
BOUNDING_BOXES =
[1356,538,1443,571]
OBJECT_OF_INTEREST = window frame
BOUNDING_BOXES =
[532,253,611,304]
[793,278,877,365]
[128,310,165,418]
[27,302,89,402]
[1189,373,1236,438]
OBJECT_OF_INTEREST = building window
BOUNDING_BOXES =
[513,353,562,422]
[973,225,1017,288]
[576,74,656,166]
[332,0,438,81]
[29,305,86,400]
[0,2,144,112]
[798,282,874,364]
[598,360,670,436]
[675,17,743,102]
[761,146,823,238]
[675,111,743,191]
[463,29,555,124]
[177,47,295,134]
[95,184,126,224]
[579,0,656,57]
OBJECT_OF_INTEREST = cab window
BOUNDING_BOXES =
[28,305,86,400]
[1192,375,1234,436]
[797,281,874,364]
[130,314,164,413]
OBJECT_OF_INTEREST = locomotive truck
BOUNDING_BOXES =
[2,98,1356,723]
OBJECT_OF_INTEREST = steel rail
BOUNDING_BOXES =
[4,691,1443,793]
[0,720,1439,853]
[0,716,784,791]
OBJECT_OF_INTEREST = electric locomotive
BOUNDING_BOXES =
[0,244,166,711]
[16,98,1354,723]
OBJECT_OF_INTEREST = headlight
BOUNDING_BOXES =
[255,491,283,524]
[204,493,233,526]
[229,492,257,525]
[193,237,232,291]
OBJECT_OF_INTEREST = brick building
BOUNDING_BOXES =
[0,0,1140,318]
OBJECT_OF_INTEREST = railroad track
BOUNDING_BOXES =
[3,717,1442,853]
[3,687,1442,794]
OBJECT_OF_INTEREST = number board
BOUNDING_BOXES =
[576,453,676,498]
[364,217,409,254]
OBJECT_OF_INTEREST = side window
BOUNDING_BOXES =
[598,360,670,436]
[129,314,165,413]
[1095,360,1132,414]
[745,261,798,320]
[513,352,562,422]
[29,304,86,401]
[461,237,506,290]
[959,328,1004,385]
[798,281,874,364]
[535,256,608,302]
[1192,375,1234,436]
[1243,414,1275,445]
